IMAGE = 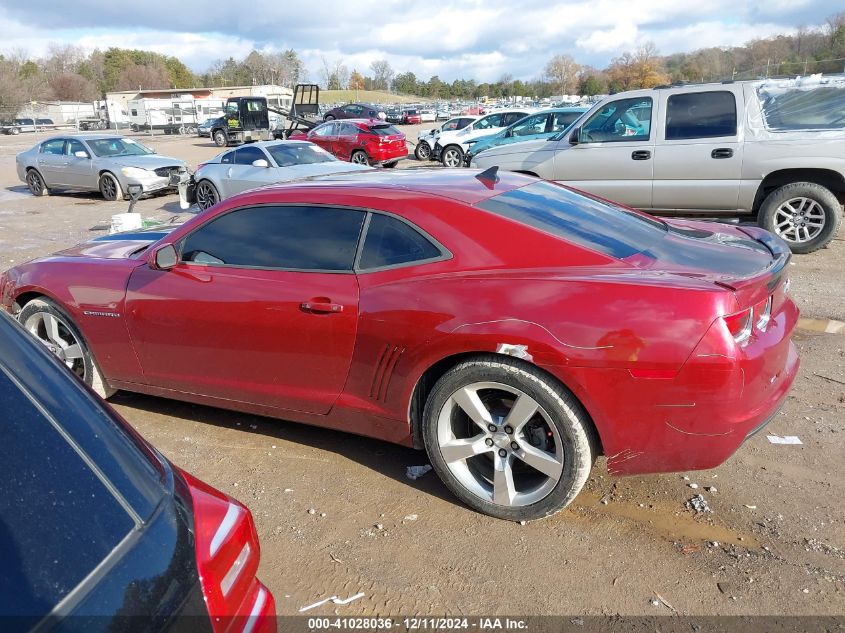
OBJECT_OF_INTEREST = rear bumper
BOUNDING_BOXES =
[550,294,801,477]
[369,149,408,165]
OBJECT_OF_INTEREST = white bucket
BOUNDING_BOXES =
[110,212,143,234]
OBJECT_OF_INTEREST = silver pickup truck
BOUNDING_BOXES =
[471,75,845,253]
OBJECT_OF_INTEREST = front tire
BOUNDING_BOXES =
[195,179,220,210]
[18,298,116,399]
[422,355,595,521]
[213,129,228,147]
[759,182,842,254]
[99,172,123,201]
[26,169,47,196]
[441,145,464,168]
[414,142,431,161]
[350,150,370,166]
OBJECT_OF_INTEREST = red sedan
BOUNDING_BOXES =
[402,109,422,125]
[1,170,799,521]
[290,119,407,167]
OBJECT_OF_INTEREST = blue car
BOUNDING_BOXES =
[464,106,588,164]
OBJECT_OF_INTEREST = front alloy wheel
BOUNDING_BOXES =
[195,180,220,210]
[441,146,463,168]
[414,142,431,161]
[423,356,595,521]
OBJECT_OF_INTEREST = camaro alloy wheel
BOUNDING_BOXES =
[195,180,220,210]
[423,357,595,521]
[18,298,115,398]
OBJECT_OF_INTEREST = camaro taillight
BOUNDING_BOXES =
[181,471,275,633]
[723,308,753,346]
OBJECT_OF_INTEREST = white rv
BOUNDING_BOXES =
[127,97,226,133]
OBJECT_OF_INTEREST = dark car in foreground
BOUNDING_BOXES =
[0,309,275,631]
[1,169,799,522]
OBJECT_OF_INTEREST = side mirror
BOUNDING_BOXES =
[569,127,581,145]
[152,244,178,271]
[252,159,269,168]
[74,150,89,158]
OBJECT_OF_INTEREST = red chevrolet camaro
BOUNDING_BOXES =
[1,169,799,521]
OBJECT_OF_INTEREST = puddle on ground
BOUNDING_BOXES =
[571,490,760,548]
[796,318,845,335]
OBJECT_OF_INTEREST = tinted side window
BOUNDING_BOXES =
[220,150,235,164]
[666,91,737,140]
[476,114,504,130]
[40,139,65,155]
[359,214,442,269]
[235,145,267,165]
[66,139,87,156]
[181,205,365,271]
[0,367,134,618]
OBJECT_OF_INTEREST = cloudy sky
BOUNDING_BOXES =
[0,0,836,82]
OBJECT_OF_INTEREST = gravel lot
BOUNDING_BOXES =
[1,129,843,617]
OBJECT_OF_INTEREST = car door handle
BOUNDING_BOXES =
[631,150,651,160]
[227,167,233,177]
[300,301,344,314]
[711,148,734,159]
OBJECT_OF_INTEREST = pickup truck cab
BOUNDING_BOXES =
[471,76,845,253]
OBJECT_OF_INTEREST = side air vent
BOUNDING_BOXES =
[369,344,405,402]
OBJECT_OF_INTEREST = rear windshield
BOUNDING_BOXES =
[757,81,845,131]
[476,181,666,259]
[368,124,401,136]
[267,143,335,166]
[0,366,134,618]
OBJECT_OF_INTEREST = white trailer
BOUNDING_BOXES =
[127,97,226,134]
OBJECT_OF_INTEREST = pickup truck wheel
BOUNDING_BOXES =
[414,142,431,161]
[441,145,464,168]
[10,126,20,135]
[213,129,228,147]
[759,182,842,254]
[422,355,595,522]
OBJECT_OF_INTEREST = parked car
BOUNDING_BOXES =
[15,135,188,201]
[1,169,799,522]
[464,107,589,165]
[402,109,422,125]
[385,107,403,124]
[433,108,534,167]
[289,119,407,167]
[420,109,436,122]
[182,140,370,210]
[471,77,845,253]
[197,116,224,137]
[0,307,276,630]
[436,107,451,121]
[0,120,21,135]
[323,103,386,121]
[415,116,480,161]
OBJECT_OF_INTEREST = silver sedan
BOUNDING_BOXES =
[182,140,370,210]
[16,134,187,201]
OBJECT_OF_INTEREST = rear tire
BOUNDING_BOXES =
[26,169,47,196]
[758,182,842,254]
[18,298,116,399]
[422,355,595,522]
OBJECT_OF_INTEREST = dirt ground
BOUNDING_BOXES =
[0,129,843,618]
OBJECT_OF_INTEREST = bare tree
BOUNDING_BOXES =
[42,44,87,77]
[369,59,394,91]
[114,63,171,91]
[49,73,99,101]
[544,54,581,94]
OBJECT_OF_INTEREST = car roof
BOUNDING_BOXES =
[36,133,132,142]
[252,167,533,205]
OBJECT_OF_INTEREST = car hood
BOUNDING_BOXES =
[95,154,186,169]
[57,226,180,260]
